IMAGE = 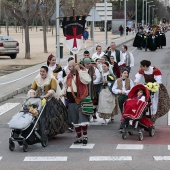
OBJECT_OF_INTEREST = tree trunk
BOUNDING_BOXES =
[43,19,48,53]
[24,21,31,59]
[6,15,9,36]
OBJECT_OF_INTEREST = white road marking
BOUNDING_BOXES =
[153,156,170,161]
[116,144,144,150]
[168,145,170,150]
[89,156,132,161]
[0,103,20,116]
[70,143,95,149]
[168,110,170,125]
[24,156,68,162]
[0,157,2,161]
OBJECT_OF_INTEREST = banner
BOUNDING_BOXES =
[62,16,86,54]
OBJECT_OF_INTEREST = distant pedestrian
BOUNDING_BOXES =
[82,28,89,49]
[119,25,124,36]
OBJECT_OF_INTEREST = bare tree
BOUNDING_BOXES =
[2,0,40,59]
[39,0,55,53]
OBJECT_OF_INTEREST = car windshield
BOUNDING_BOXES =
[0,36,14,41]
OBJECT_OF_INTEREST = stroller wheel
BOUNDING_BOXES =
[23,143,28,152]
[41,135,48,147]
[138,132,143,141]
[149,126,155,137]
[9,141,15,151]
[128,131,133,135]
[122,133,127,140]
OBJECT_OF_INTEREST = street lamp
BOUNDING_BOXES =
[146,1,153,26]
[148,5,155,24]
[135,0,137,32]
[142,0,146,26]
[152,8,158,25]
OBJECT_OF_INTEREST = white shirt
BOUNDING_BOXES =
[93,67,101,84]
[122,52,134,67]
[92,52,105,60]
[112,79,134,95]
[134,66,162,84]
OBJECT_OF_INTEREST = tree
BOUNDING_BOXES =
[39,0,55,53]
[2,0,40,59]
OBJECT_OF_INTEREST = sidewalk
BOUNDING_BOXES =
[0,33,135,103]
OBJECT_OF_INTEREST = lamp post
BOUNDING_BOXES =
[142,0,146,26]
[152,8,158,25]
[148,5,155,24]
[146,1,153,26]
[135,0,137,32]
[104,0,107,45]
[124,0,127,37]
[56,0,60,63]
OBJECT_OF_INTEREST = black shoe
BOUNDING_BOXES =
[74,139,82,144]
[82,137,88,146]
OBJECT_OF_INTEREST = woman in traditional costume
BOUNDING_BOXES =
[47,54,66,85]
[28,66,68,137]
[134,60,170,123]
[98,62,116,124]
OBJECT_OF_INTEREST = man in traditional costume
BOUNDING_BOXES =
[60,60,91,145]
[112,68,134,114]
[134,60,170,123]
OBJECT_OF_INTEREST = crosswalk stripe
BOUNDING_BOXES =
[70,143,95,149]
[89,156,132,161]
[0,157,2,161]
[24,157,68,162]
[0,103,20,116]
[153,156,170,161]
[168,145,170,150]
[116,144,144,150]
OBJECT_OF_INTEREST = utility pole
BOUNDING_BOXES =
[56,0,60,63]
[104,0,107,45]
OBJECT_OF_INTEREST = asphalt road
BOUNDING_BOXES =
[0,33,170,170]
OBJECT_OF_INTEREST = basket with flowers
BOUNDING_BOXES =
[144,82,159,94]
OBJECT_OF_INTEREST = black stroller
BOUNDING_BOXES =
[8,98,48,152]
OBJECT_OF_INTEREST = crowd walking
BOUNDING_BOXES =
[8,25,170,150]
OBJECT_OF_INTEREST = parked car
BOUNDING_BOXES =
[0,35,19,59]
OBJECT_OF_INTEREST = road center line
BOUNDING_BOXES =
[153,156,170,161]
[24,156,68,162]
[89,156,132,161]
[116,144,143,150]
[0,157,2,161]
[0,103,20,116]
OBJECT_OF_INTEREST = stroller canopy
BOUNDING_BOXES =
[128,84,150,101]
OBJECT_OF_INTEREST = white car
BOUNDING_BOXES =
[0,35,19,59]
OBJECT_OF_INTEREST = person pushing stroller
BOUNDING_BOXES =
[118,84,155,140]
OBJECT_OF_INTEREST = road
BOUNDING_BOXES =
[0,33,170,170]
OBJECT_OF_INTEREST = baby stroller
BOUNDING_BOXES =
[120,84,155,141]
[8,98,48,152]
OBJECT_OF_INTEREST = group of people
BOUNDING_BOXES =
[133,25,166,51]
[27,39,170,146]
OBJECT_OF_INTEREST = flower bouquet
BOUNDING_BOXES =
[144,82,159,94]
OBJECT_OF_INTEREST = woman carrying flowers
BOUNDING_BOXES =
[134,60,170,123]
[98,62,116,124]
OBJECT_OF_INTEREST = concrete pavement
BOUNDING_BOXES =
[0,34,135,103]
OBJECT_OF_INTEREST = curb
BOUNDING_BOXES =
[0,36,134,103]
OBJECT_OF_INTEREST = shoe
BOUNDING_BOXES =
[101,119,107,125]
[82,137,88,146]
[119,128,124,133]
[67,127,74,132]
[74,139,82,144]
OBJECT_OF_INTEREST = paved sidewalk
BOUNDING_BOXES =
[0,34,135,102]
